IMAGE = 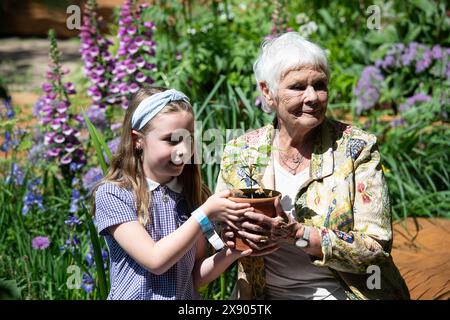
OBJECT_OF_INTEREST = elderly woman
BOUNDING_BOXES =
[215,32,409,300]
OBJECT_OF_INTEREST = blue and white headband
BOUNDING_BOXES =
[131,89,190,130]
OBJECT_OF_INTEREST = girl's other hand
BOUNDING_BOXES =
[200,190,253,229]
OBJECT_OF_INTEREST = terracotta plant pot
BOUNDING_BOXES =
[229,188,281,251]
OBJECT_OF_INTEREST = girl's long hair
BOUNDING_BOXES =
[91,86,210,226]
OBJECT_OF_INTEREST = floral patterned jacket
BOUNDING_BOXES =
[215,117,410,300]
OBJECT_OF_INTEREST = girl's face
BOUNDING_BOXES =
[135,110,194,184]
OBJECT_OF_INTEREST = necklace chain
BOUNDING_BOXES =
[275,134,305,175]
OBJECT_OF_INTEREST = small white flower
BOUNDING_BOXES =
[295,13,309,25]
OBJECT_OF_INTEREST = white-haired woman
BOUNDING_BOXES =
[215,32,409,300]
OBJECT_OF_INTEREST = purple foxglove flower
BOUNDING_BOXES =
[144,21,155,29]
[50,122,61,131]
[129,82,140,93]
[128,44,139,55]
[135,57,145,68]
[127,25,137,35]
[32,236,50,250]
[54,135,65,144]
[42,83,53,92]
[98,78,108,88]
[126,63,137,74]
[92,91,102,102]
[63,126,74,136]
[65,143,76,153]
[64,82,76,94]
[135,72,147,82]
[47,147,61,158]
[94,66,105,75]
[106,96,117,104]
[134,36,144,46]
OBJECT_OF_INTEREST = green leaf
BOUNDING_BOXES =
[82,112,112,175]
[80,202,108,300]
[410,0,436,16]
[317,9,335,30]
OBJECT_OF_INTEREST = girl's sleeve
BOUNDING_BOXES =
[94,183,138,236]
[313,135,393,273]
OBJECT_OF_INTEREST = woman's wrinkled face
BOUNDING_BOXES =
[274,65,328,130]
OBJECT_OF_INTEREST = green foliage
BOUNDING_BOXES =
[1,0,449,301]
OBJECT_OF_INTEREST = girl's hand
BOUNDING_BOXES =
[200,190,254,229]
[224,246,253,259]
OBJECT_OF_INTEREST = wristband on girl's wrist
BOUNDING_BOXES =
[192,207,214,233]
[192,208,224,250]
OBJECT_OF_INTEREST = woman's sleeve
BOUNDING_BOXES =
[313,135,393,273]
[94,183,138,236]
[215,143,234,193]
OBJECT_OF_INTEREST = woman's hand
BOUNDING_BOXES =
[200,190,253,229]
[236,197,300,247]
[221,223,280,256]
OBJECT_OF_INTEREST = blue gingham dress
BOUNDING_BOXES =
[94,181,199,300]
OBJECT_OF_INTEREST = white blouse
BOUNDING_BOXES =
[264,159,348,300]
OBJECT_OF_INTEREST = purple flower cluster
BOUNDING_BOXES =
[354,66,385,115]
[22,178,44,215]
[113,0,156,109]
[32,236,50,250]
[399,93,432,113]
[82,167,103,193]
[39,31,85,171]
[355,42,449,115]
[79,0,116,130]
[375,43,450,76]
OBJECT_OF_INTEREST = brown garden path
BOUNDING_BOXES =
[392,217,450,300]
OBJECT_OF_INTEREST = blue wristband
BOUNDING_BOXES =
[192,208,224,251]
[192,208,214,233]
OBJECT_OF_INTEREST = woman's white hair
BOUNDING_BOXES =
[253,32,329,113]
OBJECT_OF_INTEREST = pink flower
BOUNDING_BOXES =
[357,182,365,193]
[32,236,50,250]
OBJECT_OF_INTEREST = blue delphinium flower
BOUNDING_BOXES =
[81,272,95,294]
[22,178,44,215]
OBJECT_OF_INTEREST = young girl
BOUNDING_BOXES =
[92,87,253,300]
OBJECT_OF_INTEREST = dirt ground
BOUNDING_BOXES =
[392,217,450,300]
